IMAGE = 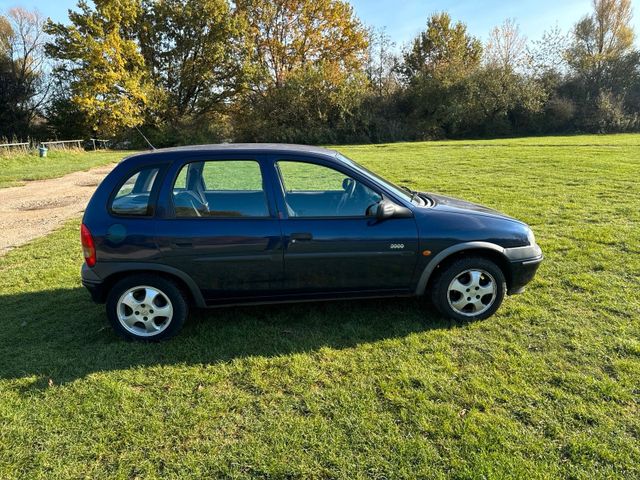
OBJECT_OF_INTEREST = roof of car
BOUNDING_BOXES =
[128,143,340,160]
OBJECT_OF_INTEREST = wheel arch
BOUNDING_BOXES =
[94,263,206,307]
[416,242,512,295]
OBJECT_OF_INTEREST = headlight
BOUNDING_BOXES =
[526,228,536,246]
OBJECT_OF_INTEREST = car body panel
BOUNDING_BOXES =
[279,217,419,291]
[265,152,420,292]
[149,152,285,301]
[425,192,522,221]
[81,144,542,308]
[153,217,284,300]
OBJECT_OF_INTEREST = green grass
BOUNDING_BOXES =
[0,134,639,478]
[0,150,135,188]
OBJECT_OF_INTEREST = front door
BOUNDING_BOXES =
[155,157,284,302]
[274,159,419,294]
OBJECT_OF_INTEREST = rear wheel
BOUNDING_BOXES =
[431,256,506,322]
[106,274,188,341]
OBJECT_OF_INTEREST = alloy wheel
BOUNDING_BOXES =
[447,269,497,316]
[116,285,174,337]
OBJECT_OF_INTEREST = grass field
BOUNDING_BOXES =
[0,134,639,478]
[0,149,133,188]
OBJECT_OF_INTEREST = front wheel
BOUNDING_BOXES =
[430,256,506,322]
[106,274,188,341]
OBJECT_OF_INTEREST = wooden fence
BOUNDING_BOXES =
[91,139,110,150]
[40,139,84,150]
[0,141,30,152]
[0,138,111,154]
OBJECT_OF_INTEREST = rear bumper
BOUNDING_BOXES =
[504,244,543,295]
[82,280,106,303]
[81,263,106,303]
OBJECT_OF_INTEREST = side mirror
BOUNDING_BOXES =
[374,200,413,220]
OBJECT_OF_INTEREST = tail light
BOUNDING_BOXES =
[81,223,96,267]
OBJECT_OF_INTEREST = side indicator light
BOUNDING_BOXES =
[422,250,432,256]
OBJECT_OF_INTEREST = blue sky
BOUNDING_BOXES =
[2,0,639,48]
[348,0,640,47]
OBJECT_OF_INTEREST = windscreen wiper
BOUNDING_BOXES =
[401,185,418,203]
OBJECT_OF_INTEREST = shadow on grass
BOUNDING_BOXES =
[0,287,453,385]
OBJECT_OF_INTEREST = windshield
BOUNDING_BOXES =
[337,153,417,204]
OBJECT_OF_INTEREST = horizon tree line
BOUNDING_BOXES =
[0,0,638,146]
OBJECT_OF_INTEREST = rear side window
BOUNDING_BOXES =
[172,160,269,218]
[110,167,160,216]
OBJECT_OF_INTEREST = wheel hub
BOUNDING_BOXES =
[116,285,174,337]
[447,269,497,317]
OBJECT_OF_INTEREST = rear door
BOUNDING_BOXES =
[273,157,419,294]
[154,154,284,302]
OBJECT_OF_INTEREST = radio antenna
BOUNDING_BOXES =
[134,125,155,150]
[113,84,155,150]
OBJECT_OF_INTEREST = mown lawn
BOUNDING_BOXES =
[0,150,134,188]
[0,134,638,478]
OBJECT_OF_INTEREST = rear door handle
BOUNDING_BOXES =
[172,241,193,248]
[290,232,313,243]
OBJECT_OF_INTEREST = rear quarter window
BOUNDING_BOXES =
[110,166,160,216]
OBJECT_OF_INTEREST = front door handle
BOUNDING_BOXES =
[290,232,313,243]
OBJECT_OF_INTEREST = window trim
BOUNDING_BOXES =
[108,164,166,218]
[168,158,274,220]
[274,158,386,220]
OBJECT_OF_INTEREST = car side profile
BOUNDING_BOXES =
[81,144,543,341]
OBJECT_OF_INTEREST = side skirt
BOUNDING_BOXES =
[202,289,414,308]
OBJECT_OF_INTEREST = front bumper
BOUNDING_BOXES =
[504,244,543,295]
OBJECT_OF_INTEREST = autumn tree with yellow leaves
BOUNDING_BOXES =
[45,0,151,137]
[232,0,370,143]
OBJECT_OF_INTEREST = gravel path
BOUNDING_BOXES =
[0,164,116,255]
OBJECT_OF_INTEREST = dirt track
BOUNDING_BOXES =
[0,164,116,255]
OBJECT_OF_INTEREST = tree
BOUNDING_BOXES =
[45,81,92,140]
[567,0,635,81]
[365,27,399,97]
[234,63,369,143]
[565,0,639,131]
[45,0,151,137]
[473,20,548,135]
[233,0,370,143]
[358,27,405,142]
[485,18,527,71]
[235,0,368,90]
[523,26,574,133]
[137,0,246,122]
[398,13,482,138]
[464,67,546,136]
[527,25,569,77]
[401,12,482,84]
[0,7,49,138]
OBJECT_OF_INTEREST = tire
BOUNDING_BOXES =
[430,256,506,322]
[106,274,188,341]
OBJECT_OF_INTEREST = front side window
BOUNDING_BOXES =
[172,160,268,218]
[336,153,415,204]
[277,161,382,217]
[110,167,160,216]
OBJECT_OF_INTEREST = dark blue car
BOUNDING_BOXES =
[81,144,543,340]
